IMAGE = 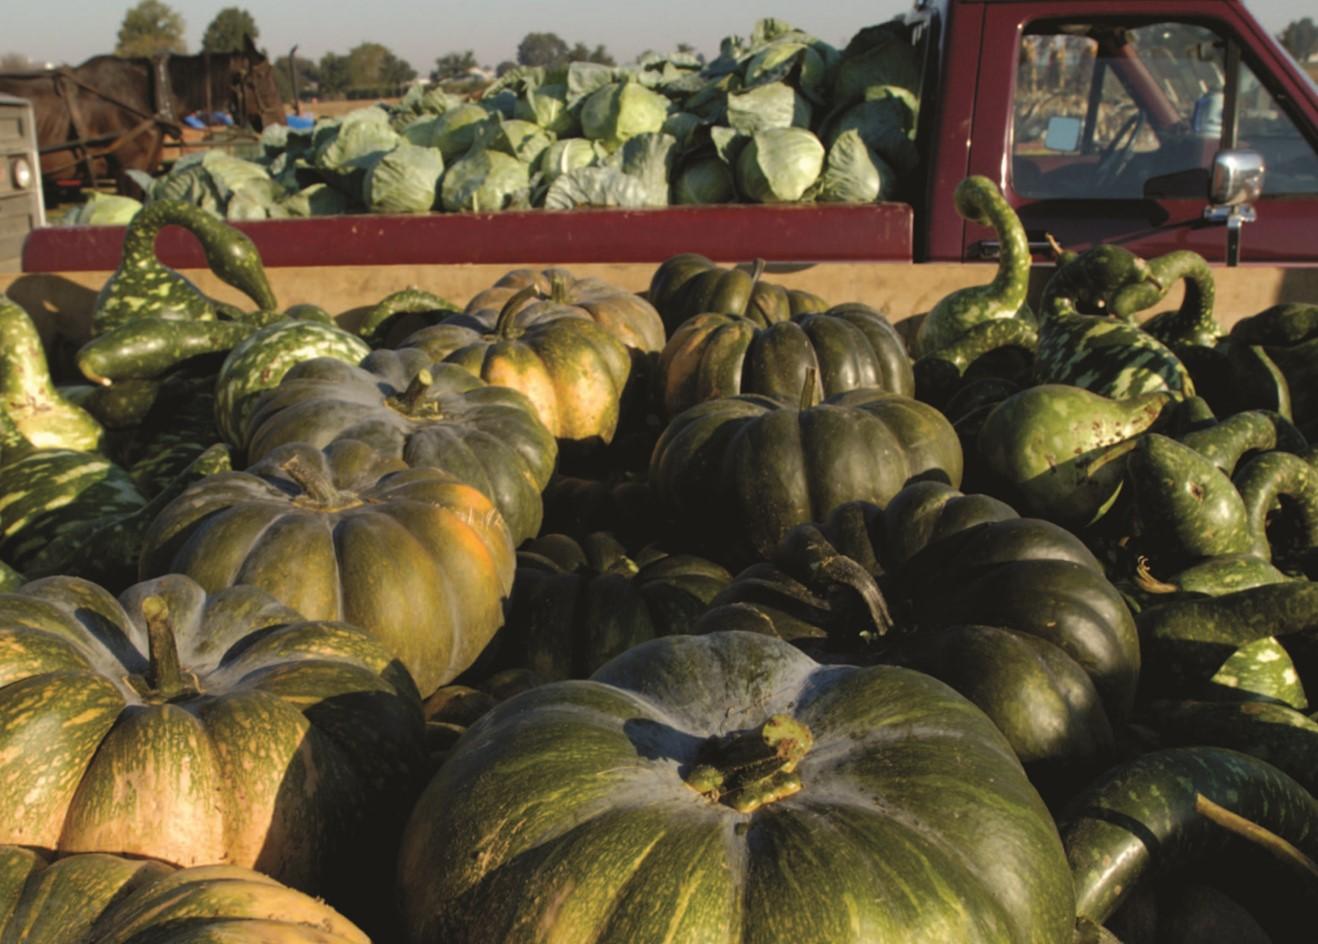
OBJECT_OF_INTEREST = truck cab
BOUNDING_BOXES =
[0,94,45,272]
[916,0,1318,263]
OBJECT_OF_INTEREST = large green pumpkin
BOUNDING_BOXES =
[659,303,913,417]
[647,255,828,336]
[398,291,631,444]
[139,440,515,695]
[0,573,423,913]
[0,847,369,943]
[464,267,666,355]
[243,350,556,543]
[651,386,962,566]
[398,630,1075,943]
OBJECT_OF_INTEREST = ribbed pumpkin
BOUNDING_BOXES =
[660,303,913,417]
[0,573,423,912]
[491,532,732,679]
[139,440,515,695]
[464,267,666,355]
[398,289,631,444]
[398,630,1075,944]
[648,254,828,335]
[243,350,556,543]
[0,847,369,943]
[651,383,962,566]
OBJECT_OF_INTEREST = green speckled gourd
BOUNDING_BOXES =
[76,316,256,386]
[0,561,20,592]
[23,443,232,591]
[1233,450,1318,562]
[0,449,146,572]
[1111,250,1220,349]
[92,200,276,333]
[1137,582,1318,702]
[399,630,1076,944]
[214,318,371,450]
[0,297,102,458]
[1155,701,1318,796]
[1179,409,1308,475]
[1127,433,1253,562]
[1061,746,1318,925]
[1036,245,1195,398]
[977,384,1172,526]
[915,177,1034,357]
[357,287,460,347]
[1135,553,1296,601]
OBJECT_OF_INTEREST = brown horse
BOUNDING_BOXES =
[0,35,282,193]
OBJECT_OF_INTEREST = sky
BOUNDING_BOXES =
[3,0,1303,71]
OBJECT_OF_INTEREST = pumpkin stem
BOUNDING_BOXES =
[397,368,435,414]
[280,453,345,507]
[1195,792,1318,882]
[748,258,767,287]
[1134,556,1178,594]
[684,714,813,813]
[777,524,892,639]
[800,366,819,410]
[547,270,571,304]
[494,285,539,339]
[142,595,186,698]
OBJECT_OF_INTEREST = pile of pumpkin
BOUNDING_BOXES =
[0,183,1315,943]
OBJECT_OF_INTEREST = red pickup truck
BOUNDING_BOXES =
[19,0,1318,272]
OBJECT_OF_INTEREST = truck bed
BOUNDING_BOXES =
[20,203,916,272]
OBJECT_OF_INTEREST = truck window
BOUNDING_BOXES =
[1012,23,1227,200]
[1237,61,1318,194]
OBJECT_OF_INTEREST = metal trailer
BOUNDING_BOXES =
[0,93,45,272]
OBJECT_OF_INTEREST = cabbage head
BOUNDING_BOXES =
[63,193,143,225]
[735,127,824,203]
[827,97,919,176]
[365,142,444,213]
[538,138,604,183]
[726,82,812,133]
[281,183,350,217]
[814,129,893,203]
[427,103,494,161]
[581,81,670,150]
[313,107,400,173]
[441,150,531,212]
[675,157,736,205]
[478,118,553,165]
[516,83,578,136]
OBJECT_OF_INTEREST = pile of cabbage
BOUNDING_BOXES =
[113,18,920,220]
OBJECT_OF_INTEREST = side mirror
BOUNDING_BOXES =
[1044,116,1083,152]
[1208,149,1265,207]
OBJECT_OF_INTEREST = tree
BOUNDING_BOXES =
[116,0,187,57]
[432,50,477,82]
[344,42,415,94]
[567,42,615,66]
[318,51,350,99]
[1280,18,1318,64]
[274,53,319,102]
[201,7,258,53]
[517,32,569,67]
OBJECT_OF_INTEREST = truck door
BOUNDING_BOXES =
[969,2,1318,265]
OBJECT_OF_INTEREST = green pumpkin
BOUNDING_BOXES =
[651,385,962,567]
[399,631,1075,944]
[139,440,516,695]
[465,267,666,355]
[648,255,828,336]
[491,532,732,680]
[244,351,556,544]
[399,288,631,445]
[0,847,370,943]
[660,302,913,417]
[214,318,371,450]
[0,573,423,919]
